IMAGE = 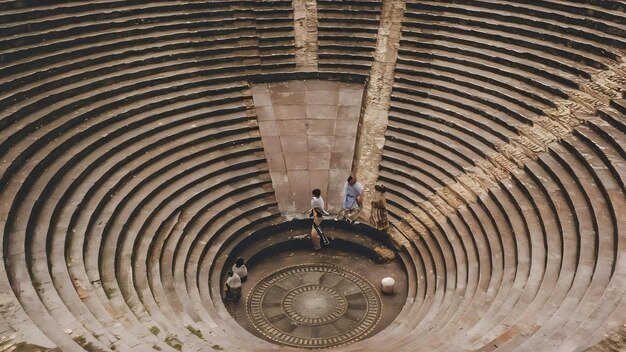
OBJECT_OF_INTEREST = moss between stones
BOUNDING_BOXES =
[10,342,58,352]
[71,335,106,352]
[164,335,183,351]
[149,326,160,336]
[186,325,203,339]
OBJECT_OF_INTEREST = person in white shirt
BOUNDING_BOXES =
[310,189,330,249]
[311,188,325,210]
[337,175,364,224]
[224,271,242,301]
[232,257,247,281]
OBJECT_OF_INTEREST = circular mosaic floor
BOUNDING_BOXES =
[246,263,382,348]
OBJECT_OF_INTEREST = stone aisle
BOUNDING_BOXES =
[251,80,364,216]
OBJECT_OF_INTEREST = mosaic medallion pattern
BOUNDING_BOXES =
[246,263,382,348]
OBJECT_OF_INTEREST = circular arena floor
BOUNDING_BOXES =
[221,224,407,350]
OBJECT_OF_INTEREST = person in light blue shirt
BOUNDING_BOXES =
[337,175,364,224]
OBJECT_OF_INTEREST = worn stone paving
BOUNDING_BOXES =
[252,80,364,216]
[246,263,382,348]
[293,0,318,71]
[223,223,408,350]
[352,0,407,219]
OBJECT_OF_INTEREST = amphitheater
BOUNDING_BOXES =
[1,1,625,351]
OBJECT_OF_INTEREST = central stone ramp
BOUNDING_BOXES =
[251,80,364,215]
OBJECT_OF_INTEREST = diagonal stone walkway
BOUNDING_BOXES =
[251,80,364,216]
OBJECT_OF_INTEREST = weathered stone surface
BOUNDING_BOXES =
[353,0,406,219]
[417,200,447,225]
[438,184,469,208]
[571,90,604,111]
[408,205,437,233]
[293,0,318,71]
[399,215,429,240]
[428,193,456,218]
[386,225,411,249]
[586,326,626,352]
[456,173,487,198]
[512,135,545,155]
[535,116,572,139]
[3,3,626,352]
[519,125,557,148]
[597,72,626,90]
[373,245,396,262]
[465,166,500,189]
[487,153,521,175]
[497,143,534,168]
[247,264,381,348]
[582,81,621,103]
[252,81,363,215]
[448,179,478,203]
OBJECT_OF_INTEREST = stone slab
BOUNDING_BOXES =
[252,80,364,215]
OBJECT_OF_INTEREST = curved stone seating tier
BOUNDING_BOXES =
[0,31,284,344]
[0,84,252,194]
[403,5,621,77]
[433,0,626,48]
[380,131,623,350]
[0,3,295,103]
[0,80,249,162]
[387,8,624,349]
[408,2,624,62]
[400,30,580,93]
[0,47,292,130]
[498,0,626,29]
[250,3,296,65]
[0,4,252,62]
[574,123,626,193]
[87,149,271,345]
[2,108,270,350]
[387,111,493,161]
[392,82,527,143]
[0,0,625,351]
[317,0,381,73]
[396,61,549,114]
[175,190,277,314]
[139,169,271,324]
[395,57,559,110]
[397,40,572,102]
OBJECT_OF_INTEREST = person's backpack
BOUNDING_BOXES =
[309,207,329,217]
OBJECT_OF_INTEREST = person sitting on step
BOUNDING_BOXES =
[232,257,247,282]
[224,271,242,301]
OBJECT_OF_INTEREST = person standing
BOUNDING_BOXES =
[337,175,364,224]
[310,189,330,249]
[311,188,325,211]
[310,207,324,250]
[370,184,390,231]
